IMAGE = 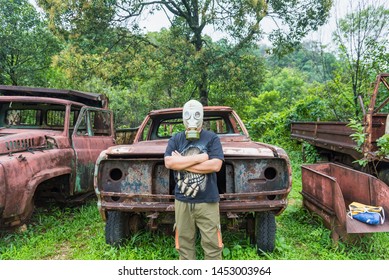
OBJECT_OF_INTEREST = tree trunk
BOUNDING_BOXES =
[199,70,208,106]
[193,26,208,106]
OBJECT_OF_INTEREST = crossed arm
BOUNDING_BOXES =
[164,150,223,174]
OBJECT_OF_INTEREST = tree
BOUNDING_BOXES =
[242,68,336,146]
[208,42,266,112]
[38,0,333,105]
[36,0,117,51]
[0,0,61,86]
[267,41,338,83]
[332,0,389,116]
[244,67,307,120]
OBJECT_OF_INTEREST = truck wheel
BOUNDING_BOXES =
[105,211,130,247]
[255,211,276,254]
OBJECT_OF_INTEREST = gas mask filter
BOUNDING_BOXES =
[183,100,203,140]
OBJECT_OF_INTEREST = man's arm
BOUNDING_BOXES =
[185,158,223,174]
[164,150,209,171]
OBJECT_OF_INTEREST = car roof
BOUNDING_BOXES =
[0,85,108,108]
[148,106,233,116]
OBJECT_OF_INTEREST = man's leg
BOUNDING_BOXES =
[174,200,197,260]
[195,202,223,260]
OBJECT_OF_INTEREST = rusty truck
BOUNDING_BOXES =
[94,106,292,254]
[291,73,389,241]
[0,85,115,229]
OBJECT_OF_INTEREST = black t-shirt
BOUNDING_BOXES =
[164,129,224,203]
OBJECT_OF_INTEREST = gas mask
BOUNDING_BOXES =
[183,100,203,140]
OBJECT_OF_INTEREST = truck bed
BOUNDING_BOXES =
[291,113,389,161]
[301,162,389,241]
[291,121,360,160]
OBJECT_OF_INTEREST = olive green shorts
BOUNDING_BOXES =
[174,199,223,260]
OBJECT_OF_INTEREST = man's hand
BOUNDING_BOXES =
[171,150,183,158]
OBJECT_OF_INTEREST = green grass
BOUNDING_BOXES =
[1,153,389,260]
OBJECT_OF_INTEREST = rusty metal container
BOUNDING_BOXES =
[301,162,389,241]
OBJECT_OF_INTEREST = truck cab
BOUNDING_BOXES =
[0,86,115,228]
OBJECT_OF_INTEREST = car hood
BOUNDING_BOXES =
[0,129,61,155]
[104,136,284,158]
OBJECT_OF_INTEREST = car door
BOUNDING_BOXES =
[72,107,115,194]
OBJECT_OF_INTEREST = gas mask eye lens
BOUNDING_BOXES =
[194,111,201,119]
[184,111,190,119]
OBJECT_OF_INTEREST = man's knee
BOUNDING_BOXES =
[174,223,197,260]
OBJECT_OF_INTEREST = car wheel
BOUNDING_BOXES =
[105,211,130,247]
[255,211,276,254]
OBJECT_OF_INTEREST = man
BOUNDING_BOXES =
[164,100,224,260]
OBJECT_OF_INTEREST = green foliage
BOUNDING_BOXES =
[267,41,338,83]
[37,0,117,47]
[344,118,389,168]
[267,0,333,57]
[106,86,152,128]
[333,3,389,117]
[47,75,151,128]
[347,118,368,167]
[0,0,62,86]
[347,119,366,151]
[376,134,389,158]
[243,68,336,149]
[36,0,332,105]
[209,44,266,110]
[243,68,306,119]
[319,71,357,120]
[302,143,321,163]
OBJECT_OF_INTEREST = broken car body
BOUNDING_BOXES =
[94,106,292,254]
[0,85,115,228]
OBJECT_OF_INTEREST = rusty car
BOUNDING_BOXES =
[0,85,115,229]
[291,73,389,241]
[94,106,292,254]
